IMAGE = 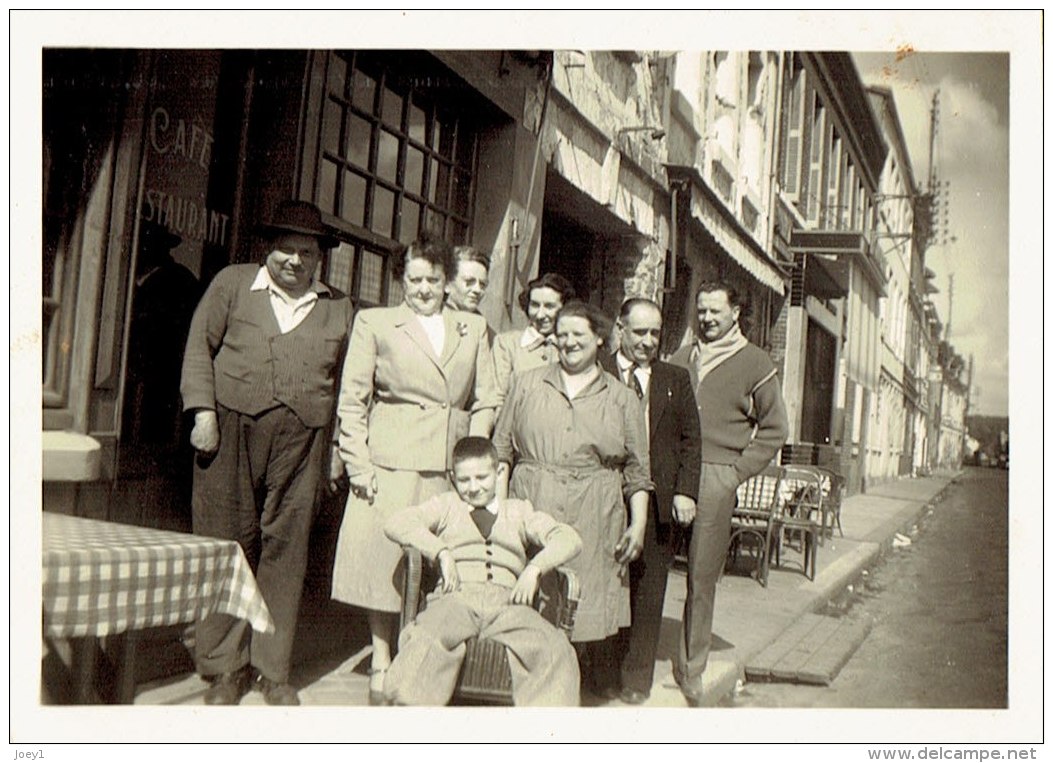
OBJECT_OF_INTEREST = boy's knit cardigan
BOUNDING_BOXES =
[384,492,582,589]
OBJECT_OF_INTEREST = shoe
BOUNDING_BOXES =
[256,676,301,706]
[368,668,391,706]
[599,686,622,701]
[203,666,252,705]
[619,687,649,705]
[674,671,705,707]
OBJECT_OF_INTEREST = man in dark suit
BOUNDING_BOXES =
[601,298,701,704]
[180,200,354,705]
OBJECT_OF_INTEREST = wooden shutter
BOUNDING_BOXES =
[803,96,822,221]
[781,60,806,199]
[826,132,841,228]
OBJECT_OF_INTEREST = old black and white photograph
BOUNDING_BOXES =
[11,8,1041,754]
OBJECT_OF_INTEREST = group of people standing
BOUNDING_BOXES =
[178,199,788,707]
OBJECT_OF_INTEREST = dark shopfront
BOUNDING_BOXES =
[43,49,252,532]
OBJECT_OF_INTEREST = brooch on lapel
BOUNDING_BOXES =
[455,322,469,337]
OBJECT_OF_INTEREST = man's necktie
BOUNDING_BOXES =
[470,507,496,539]
[627,364,645,399]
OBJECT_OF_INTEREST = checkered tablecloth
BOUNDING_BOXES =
[42,512,274,639]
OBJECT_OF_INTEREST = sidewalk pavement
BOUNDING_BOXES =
[133,472,960,707]
[624,470,962,708]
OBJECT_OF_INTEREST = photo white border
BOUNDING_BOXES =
[8,8,1043,751]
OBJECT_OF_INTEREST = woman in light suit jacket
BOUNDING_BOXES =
[332,233,498,704]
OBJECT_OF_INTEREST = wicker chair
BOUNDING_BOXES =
[814,466,846,538]
[727,465,785,587]
[399,547,579,705]
[774,464,823,580]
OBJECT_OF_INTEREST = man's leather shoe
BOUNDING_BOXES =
[674,673,705,707]
[679,682,705,707]
[256,676,301,706]
[203,666,252,705]
[619,687,649,705]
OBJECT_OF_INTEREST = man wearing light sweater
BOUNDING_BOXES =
[383,437,582,706]
[669,280,788,705]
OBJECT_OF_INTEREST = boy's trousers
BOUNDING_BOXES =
[385,582,580,706]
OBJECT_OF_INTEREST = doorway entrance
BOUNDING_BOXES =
[538,170,634,315]
[116,51,250,530]
[800,320,837,444]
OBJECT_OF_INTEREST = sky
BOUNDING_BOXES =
[853,52,1010,417]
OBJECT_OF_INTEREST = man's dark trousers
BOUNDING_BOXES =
[616,497,677,694]
[192,403,326,683]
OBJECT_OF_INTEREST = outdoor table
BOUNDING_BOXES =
[42,511,274,703]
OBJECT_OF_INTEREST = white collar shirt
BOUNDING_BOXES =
[615,350,651,440]
[615,350,652,397]
[250,267,329,334]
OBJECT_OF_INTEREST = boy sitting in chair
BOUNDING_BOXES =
[383,436,582,706]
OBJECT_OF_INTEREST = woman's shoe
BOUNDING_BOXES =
[368,668,390,706]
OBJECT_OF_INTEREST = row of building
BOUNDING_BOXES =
[41,48,970,529]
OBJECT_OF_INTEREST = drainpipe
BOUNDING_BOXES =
[669,179,680,299]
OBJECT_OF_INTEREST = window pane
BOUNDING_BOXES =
[359,249,384,304]
[318,158,338,214]
[345,113,371,168]
[455,125,475,169]
[341,170,367,227]
[448,218,467,245]
[433,161,451,207]
[372,185,395,236]
[408,101,426,143]
[438,117,455,159]
[399,199,420,244]
[451,169,472,217]
[388,276,404,306]
[426,207,445,235]
[327,241,355,294]
[328,55,347,98]
[404,145,424,196]
[427,158,439,201]
[321,99,343,156]
[377,129,399,183]
[431,119,443,151]
[382,85,403,128]
[352,69,376,110]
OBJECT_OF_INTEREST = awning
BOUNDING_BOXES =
[789,229,887,297]
[802,253,850,299]
[667,164,787,295]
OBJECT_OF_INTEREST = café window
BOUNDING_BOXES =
[314,51,479,306]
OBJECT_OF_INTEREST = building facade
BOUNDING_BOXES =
[664,51,787,356]
[934,341,969,470]
[868,86,917,483]
[770,53,888,495]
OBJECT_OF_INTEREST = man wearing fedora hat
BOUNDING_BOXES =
[181,199,353,705]
[127,220,200,450]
